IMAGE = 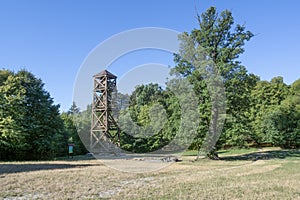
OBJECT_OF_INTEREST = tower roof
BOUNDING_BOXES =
[94,70,117,78]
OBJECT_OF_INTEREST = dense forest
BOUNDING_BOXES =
[0,7,299,160]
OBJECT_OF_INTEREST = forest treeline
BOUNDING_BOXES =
[0,7,299,160]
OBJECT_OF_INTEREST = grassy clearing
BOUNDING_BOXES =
[182,147,281,157]
[0,148,299,199]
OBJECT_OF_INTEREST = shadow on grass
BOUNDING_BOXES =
[220,149,300,161]
[0,163,101,175]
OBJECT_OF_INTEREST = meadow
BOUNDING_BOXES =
[0,148,299,199]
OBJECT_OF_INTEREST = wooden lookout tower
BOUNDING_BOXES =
[90,70,120,154]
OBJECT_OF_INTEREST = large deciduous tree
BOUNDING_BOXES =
[0,69,65,160]
[0,70,27,160]
[172,6,257,158]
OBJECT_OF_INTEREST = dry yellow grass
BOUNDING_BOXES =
[0,150,300,199]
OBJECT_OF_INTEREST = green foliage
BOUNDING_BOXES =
[260,79,300,148]
[262,104,300,148]
[172,6,257,153]
[119,83,174,152]
[72,104,91,154]
[0,69,66,160]
[61,103,87,156]
[249,77,290,144]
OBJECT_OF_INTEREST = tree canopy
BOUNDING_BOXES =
[0,69,66,160]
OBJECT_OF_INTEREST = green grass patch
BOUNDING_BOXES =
[217,147,261,155]
[182,147,279,157]
[181,150,198,156]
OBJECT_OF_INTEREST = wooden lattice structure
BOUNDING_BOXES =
[90,70,120,153]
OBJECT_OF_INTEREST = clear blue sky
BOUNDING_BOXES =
[1,0,299,111]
